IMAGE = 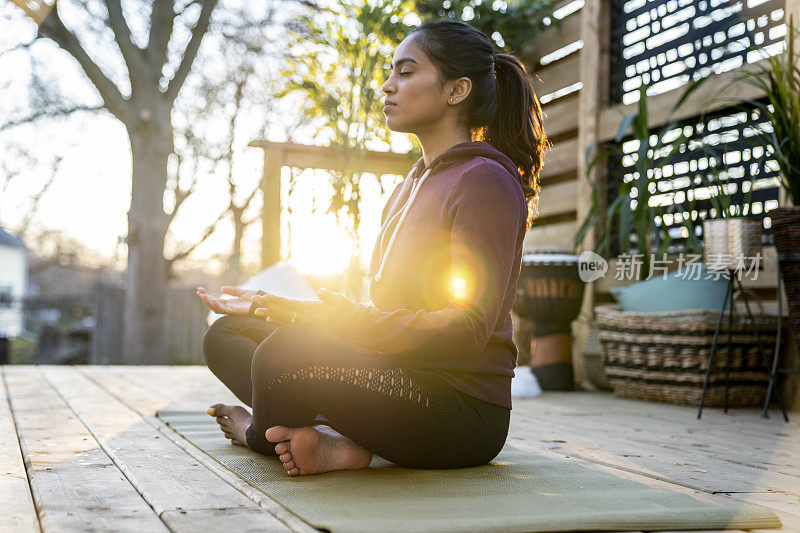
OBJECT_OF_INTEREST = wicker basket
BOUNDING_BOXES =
[596,305,787,406]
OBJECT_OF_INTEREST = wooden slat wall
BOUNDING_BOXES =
[524,0,583,251]
[522,0,800,383]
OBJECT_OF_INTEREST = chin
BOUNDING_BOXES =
[385,115,414,135]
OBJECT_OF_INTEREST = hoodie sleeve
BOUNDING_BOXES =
[324,163,525,358]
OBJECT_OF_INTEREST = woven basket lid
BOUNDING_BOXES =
[522,245,580,265]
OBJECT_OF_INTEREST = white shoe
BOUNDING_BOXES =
[511,365,542,398]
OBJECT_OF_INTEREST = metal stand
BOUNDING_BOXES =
[761,253,800,421]
[697,268,788,419]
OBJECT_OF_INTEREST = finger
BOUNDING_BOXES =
[221,286,245,296]
[318,288,342,305]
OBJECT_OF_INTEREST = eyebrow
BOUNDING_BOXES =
[390,57,418,70]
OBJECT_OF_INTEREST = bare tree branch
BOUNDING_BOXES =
[35,4,132,122]
[0,105,103,133]
[166,206,228,264]
[103,0,148,81]
[164,0,218,103]
[18,156,62,238]
[147,0,177,70]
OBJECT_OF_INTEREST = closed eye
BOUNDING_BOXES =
[399,72,411,76]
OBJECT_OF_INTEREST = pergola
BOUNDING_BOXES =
[248,140,417,270]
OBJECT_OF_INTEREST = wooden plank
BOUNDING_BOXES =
[532,53,581,101]
[527,13,582,68]
[0,367,39,533]
[520,391,800,459]
[77,366,319,533]
[575,0,612,383]
[538,179,578,219]
[511,392,800,485]
[511,404,800,496]
[542,95,579,139]
[541,137,579,179]
[161,507,293,533]
[3,366,168,532]
[41,365,292,532]
[524,219,578,249]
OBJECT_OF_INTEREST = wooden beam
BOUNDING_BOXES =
[260,147,283,270]
[249,141,416,176]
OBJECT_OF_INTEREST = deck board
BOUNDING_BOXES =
[3,366,168,532]
[2,365,797,532]
[39,366,293,532]
[0,368,40,532]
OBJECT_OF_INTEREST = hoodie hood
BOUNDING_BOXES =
[409,141,521,182]
[367,141,523,292]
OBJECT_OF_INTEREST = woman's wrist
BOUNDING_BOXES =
[247,290,267,317]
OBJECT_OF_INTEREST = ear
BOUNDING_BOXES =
[447,76,472,104]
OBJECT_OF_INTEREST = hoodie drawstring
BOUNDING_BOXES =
[371,167,433,284]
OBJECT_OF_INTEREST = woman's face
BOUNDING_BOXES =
[381,34,450,134]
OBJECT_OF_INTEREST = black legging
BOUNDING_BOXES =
[202,314,510,469]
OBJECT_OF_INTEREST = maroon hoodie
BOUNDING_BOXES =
[326,141,527,409]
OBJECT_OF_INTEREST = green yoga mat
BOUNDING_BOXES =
[158,411,781,533]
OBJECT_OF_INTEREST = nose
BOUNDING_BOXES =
[381,76,394,97]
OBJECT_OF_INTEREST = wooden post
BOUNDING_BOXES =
[261,147,283,270]
[573,0,611,384]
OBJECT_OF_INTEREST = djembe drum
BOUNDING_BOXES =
[513,246,586,390]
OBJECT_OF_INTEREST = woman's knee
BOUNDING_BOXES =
[250,322,319,379]
[202,315,244,367]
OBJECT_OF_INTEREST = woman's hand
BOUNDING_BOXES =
[251,288,347,326]
[195,286,261,316]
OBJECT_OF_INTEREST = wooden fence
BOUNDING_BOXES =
[91,283,208,365]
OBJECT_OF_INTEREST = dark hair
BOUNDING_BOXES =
[408,19,549,230]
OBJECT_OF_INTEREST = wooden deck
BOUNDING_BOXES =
[2,365,798,533]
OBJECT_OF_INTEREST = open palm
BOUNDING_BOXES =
[195,286,259,316]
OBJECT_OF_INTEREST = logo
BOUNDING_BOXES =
[578,251,608,282]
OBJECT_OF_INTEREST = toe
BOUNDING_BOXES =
[288,467,299,476]
[279,452,292,462]
[283,460,296,471]
[209,403,228,417]
[266,425,293,444]
[275,442,289,455]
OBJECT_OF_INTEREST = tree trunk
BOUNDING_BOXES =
[228,216,245,283]
[122,116,172,364]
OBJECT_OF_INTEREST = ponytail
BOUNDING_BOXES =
[486,53,549,230]
[409,21,550,231]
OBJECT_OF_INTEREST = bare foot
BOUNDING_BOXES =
[208,404,251,446]
[266,424,373,476]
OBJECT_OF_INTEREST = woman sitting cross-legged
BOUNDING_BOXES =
[196,18,548,477]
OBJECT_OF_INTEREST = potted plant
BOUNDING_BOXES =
[573,83,754,279]
[679,17,800,342]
